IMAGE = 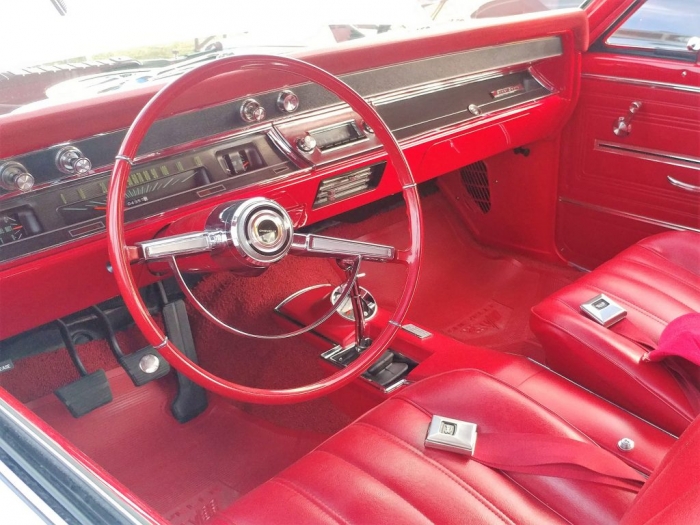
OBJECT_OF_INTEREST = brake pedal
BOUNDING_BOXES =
[91,306,170,387]
[54,320,112,418]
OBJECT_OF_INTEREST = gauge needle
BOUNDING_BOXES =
[93,206,107,210]
[12,226,23,230]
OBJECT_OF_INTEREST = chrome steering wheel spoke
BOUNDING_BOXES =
[290,233,396,263]
[136,230,228,261]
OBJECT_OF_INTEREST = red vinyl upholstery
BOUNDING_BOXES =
[531,231,700,435]
[620,416,700,524]
[214,370,642,525]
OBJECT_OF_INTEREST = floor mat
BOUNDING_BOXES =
[29,368,328,524]
[322,191,581,357]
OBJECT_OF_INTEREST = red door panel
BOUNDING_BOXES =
[557,53,700,269]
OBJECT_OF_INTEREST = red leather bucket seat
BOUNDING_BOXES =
[531,231,700,435]
[212,369,700,524]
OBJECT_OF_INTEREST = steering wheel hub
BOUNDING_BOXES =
[208,198,294,267]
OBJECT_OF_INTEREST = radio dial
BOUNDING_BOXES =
[0,162,34,192]
[297,133,317,153]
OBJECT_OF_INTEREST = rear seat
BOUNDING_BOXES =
[531,231,700,435]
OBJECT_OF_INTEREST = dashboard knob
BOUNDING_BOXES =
[277,90,300,113]
[296,133,317,153]
[0,161,34,192]
[240,98,266,123]
[56,146,92,175]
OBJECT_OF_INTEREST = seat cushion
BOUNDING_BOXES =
[531,231,700,435]
[213,369,636,525]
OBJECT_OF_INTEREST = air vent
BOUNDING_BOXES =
[313,163,385,208]
[460,161,490,214]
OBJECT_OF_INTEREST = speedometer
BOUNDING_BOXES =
[59,167,211,224]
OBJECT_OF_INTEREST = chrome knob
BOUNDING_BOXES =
[277,90,300,113]
[0,161,34,192]
[240,98,266,123]
[56,146,92,175]
[296,133,317,153]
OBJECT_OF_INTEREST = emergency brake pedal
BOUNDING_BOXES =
[54,320,112,418]
[91,306,170,386]
[161,293,208,423]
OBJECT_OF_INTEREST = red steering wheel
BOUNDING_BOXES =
[107,55,423,404]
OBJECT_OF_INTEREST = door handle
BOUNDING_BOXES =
[667,175,700,193]
[613,101,642,137]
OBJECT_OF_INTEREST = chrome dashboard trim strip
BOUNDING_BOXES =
[342,36,561,98]
[594,140,700,170]
[581,73,700,94]
[559,197,700,234]
[372,70,507,106]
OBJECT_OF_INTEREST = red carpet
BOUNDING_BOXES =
[0,324,150,403]
[29,368,328,525]
[186,256,354,434]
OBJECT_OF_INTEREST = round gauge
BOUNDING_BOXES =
[0,212,27,245]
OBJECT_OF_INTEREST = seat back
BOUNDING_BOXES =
[622,416,700,524]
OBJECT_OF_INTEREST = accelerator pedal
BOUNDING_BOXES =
[54,320,112,418]
[163,298,208,423]
[91,306,170,387]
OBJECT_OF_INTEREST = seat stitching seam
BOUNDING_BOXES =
[391,396,433,417]
[352,421,516,525]
[598,266,696,312]
[618,256,700,293]
[636,243,700,277]
[531,309,693,422]
[270,477,350,524]
[314,449,434,524]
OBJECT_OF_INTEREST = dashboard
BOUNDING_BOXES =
[0,10,587,339]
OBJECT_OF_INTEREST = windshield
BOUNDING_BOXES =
[0,0,583,117]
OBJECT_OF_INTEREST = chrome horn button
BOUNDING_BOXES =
[248,211,287,254]
[207,197,295,268]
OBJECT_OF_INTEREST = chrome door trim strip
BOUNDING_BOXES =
[559,197,700,234]
[594,140,700,171]
[581,73,700,94]
[0,397,149,524]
